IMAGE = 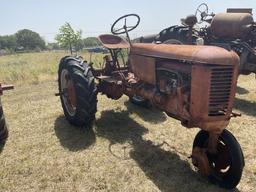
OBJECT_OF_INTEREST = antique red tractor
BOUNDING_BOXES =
[57,14,244,189]
[0,83,13,145]
[136,3,256,76]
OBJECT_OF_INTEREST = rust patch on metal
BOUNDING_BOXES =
[66,79,76,107]
[129,54,156,85]
[192,147,210,176]
[131,43,239,65]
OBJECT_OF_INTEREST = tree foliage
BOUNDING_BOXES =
[15,29,45,50]
[0,35,17,52]
[83,37,101,47]
[55,22,82,54]
[0,25,105,54]
[0,29,46,53]
[46,42,60,50]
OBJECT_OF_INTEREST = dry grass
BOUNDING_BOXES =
[0,52,255,191]
[0,51,103,85]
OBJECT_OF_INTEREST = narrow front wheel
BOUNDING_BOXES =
[192,129,244,189]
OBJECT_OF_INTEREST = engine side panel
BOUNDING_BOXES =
[190,65,211,120]
[130,54,156,85]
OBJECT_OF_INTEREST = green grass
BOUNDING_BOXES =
[0,51,104,85]
[0,52,255,191]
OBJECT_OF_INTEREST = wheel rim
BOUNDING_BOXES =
[196,136,232,180]
[208,140,231,179]
[193,130,244,189]
[60,69,77,117]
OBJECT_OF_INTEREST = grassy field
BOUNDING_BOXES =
[0,51,103,85]
[0,52,256,191]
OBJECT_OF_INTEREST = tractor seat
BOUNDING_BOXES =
[98,34,130,49]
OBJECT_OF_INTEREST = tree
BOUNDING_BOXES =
[74,39,84,51]
[15,29,46,51]
[46,42,60,50]
[83,37,101,47]
[55,22,82,54]
[0,35,17,52]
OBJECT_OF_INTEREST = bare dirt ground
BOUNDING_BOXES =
[0,75,255,192]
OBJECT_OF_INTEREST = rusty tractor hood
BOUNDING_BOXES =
[130,43,239,66]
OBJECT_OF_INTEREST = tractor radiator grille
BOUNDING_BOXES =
[208,67,233,116]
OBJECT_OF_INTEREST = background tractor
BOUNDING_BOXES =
[57,14,244,189]
[136,3,256,76]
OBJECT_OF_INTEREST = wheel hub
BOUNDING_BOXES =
[66,78,76,107]
[211,142,230,172]
[60,69,77,116]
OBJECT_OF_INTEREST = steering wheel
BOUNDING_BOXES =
[195,3,209,23]
[111,14,140,35]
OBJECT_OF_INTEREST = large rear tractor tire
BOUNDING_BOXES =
[58,58,97,127]
[0,98,8,145]
[193,129,244,189]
